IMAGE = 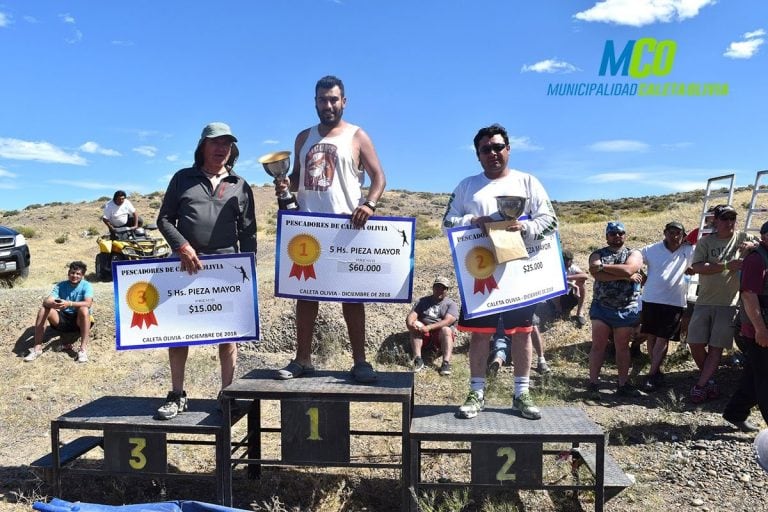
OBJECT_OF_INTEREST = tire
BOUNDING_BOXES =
[95,253,112,282]
[19,266,29,279]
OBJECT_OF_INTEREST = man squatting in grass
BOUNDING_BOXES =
[25,260,94,363]
[442,123,558,420]
[406,275,459,376]
[155,122,257,420]
[273,75,386,383]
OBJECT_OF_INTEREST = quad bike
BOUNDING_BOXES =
[95,224,172,281]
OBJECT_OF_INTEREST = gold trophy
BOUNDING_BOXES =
[259,150,298,210]
[486,195,529,263]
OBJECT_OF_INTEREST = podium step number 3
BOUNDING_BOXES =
[281,400,350,464]
[103,431,167,473]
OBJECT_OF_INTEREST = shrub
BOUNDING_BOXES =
[415,218,442,240]
[25,203,43,210]
[16,226,36,238]
[55,234,69,244]
[149,201,162,209]
[86,226,100,236]
[2,210,19,217]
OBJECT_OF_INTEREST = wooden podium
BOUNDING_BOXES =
[219,369,414,509]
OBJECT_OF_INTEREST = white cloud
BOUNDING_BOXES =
[654,179,705,191]
[133,145,158,157]
[1,11,10,27]
[60,13,76,24]
[23,15,38,23]
[508,136,542,152]
[586,172,647,183]
[588,139,649,152]
[79,141,121,157]
[0,137,86,165]
[166,154,179,162]
[111,40,135,47]
[65,29,83,44]
[263,139,280,145]
[574,0,716,27]
[745,29,766,39]
[724,29,765,59]
[521,59,580,74]
[0,167,18,178]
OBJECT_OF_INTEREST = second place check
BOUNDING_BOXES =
[275,211,415,303]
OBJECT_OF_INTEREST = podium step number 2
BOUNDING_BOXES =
[471,442,543,486]
[281,400,350,464]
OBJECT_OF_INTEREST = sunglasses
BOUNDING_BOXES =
[478,143,507,155]
[607,231,626,236]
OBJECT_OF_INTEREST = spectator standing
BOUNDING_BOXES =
[587,221,644,398]
[687,205,758,403]
[639,222,694,391]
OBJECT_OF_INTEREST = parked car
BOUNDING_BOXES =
[0,225,31,280]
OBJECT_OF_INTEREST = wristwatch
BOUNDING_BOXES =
[362,200,377,211]
[597,263,604,273]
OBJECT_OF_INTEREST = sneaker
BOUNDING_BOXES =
[23,349,42,362]
[690,384,707,404]
[723,415,760,433]
[643,372,665,392]
[576,315,587,328]
[513,390,542,420]
[439,361,452,376]
[351,361,378,383]
[616,383,642,398]
[706,380,720,400]
[157,391,188,420]
[487,359,502,378]
[76,350,88,363]
[458,390,484,419]
[536,360,551,374]
[586,382,601,401]
[412,356,425,372]
[276,360,315,380]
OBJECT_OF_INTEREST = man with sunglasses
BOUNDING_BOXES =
[587,221,644,399]
[443,123,557,420]
[687,204,758,404]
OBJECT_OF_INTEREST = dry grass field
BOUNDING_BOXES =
[1,185,767,511]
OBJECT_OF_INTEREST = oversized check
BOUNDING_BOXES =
[113,253,259,350]
[275,211,414,303]
[447,226,567,319]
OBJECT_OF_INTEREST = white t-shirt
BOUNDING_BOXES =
[640,240,693,307]
[442,169,557,241]
[102,199,136,230]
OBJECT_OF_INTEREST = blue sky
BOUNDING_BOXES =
[1,1,766,211]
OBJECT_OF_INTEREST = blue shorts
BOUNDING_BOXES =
[589,302,640,329]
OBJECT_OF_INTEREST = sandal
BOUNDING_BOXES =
[276,360,315,380]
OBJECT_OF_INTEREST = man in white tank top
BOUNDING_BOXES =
[274,75,387,383]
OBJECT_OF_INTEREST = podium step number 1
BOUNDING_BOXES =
[281,399,350,464]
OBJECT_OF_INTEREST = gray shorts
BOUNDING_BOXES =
[687,304,737,349]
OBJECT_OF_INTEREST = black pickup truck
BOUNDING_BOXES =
[0,225,31,280]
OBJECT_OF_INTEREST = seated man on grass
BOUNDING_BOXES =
[406,276,458,376]
[24,260,94,363]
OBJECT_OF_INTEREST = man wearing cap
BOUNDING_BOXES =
[273,75,386,383]
[442,123,558,420]
[155,122,257,420]
[638,222,694,391]
[687,204,758,404]
[406,276,459,376]
[722,220,768,432]
[587,221,644,398]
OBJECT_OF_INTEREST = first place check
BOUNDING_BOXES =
[114,253,260,350]
[275,211,415,303]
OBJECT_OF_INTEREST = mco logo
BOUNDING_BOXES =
[599,38,677,78]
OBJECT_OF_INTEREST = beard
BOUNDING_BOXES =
[317,106,344,127]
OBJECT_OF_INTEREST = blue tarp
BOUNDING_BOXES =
[33,498,249,512]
